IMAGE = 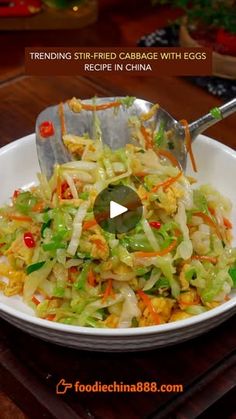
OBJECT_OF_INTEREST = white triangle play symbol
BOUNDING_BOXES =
[110,201,128,219]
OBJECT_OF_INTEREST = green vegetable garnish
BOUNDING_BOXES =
[120,96,136,108]
[53,286,65,298]
[26,261,46,275]
[41,219,51,238]
[210,107,222,120]
[74,262,90,291]
[42,231,67,251]
[15,192,37,215]
[229,268,236,287]
[79,192,89,200]
[154,121,165,147]
[146,277,170,294]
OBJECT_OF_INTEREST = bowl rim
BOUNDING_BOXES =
[0,133,236,337]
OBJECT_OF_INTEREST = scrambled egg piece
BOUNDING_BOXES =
[140,104,159,121]
[169,311,192,322]
[179,264,191,290]
[113,263,133,277]
[139,297,175,326]
[103,313,119,328]
[157,187,183,215]
[99,260,113,272]
[0,263,25,296]
[205,301,220,309]
[5,235,34,265]
[137,185,148,201]
[178,288,199,310]
[63,139,84,157]
[63,134,94,158]
[89,234,109,260]
[68,97,82,113]
[129,278,139,291]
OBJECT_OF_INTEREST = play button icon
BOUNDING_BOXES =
[110,201,128,219]
[93,184,143,234]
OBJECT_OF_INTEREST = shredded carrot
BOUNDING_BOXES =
[134,172,147,177]
[83,219,97,230]
[140,125,153,149]
[174,228,182,237]
[32,201,44,213]
[81,101,121,111]
[45,314,56,321]
[102,279,114,302]
[137,290,161,324]
[7,214,33,222]
[59,102,66,136]
[208,207,215,216]
[32,296,40,306]
[88,269,96,287]
[151,171,182,193]
[134,239,177,258]
[180,119,197,172]
[193,211,221,239]
[157,148,181,169]
[192,255,218,264]
[223,217,232,229]
[208,207,232,229]
[91,238,106,251]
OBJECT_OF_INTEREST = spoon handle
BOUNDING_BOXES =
[189,98,236,140]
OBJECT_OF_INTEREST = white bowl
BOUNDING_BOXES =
[0,134,236,352]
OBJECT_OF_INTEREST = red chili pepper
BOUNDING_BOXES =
[13,189,20,199]
[39,121,55,138]
[149,221,161,229]
[61,181,73,199]
[69,266,78,273]
[32,296,40,306]
[24,232,36,248]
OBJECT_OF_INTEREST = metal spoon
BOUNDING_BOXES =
[36,97,236,178]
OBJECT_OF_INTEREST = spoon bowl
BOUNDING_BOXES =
[36,97,236,178]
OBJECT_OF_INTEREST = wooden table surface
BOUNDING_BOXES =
[0,2,236,418]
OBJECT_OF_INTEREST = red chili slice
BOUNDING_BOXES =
[13,189,20,199]
[149,221,161,229]
[39,121,55,138]
[61,181,73,199]
[24,232,36,248]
